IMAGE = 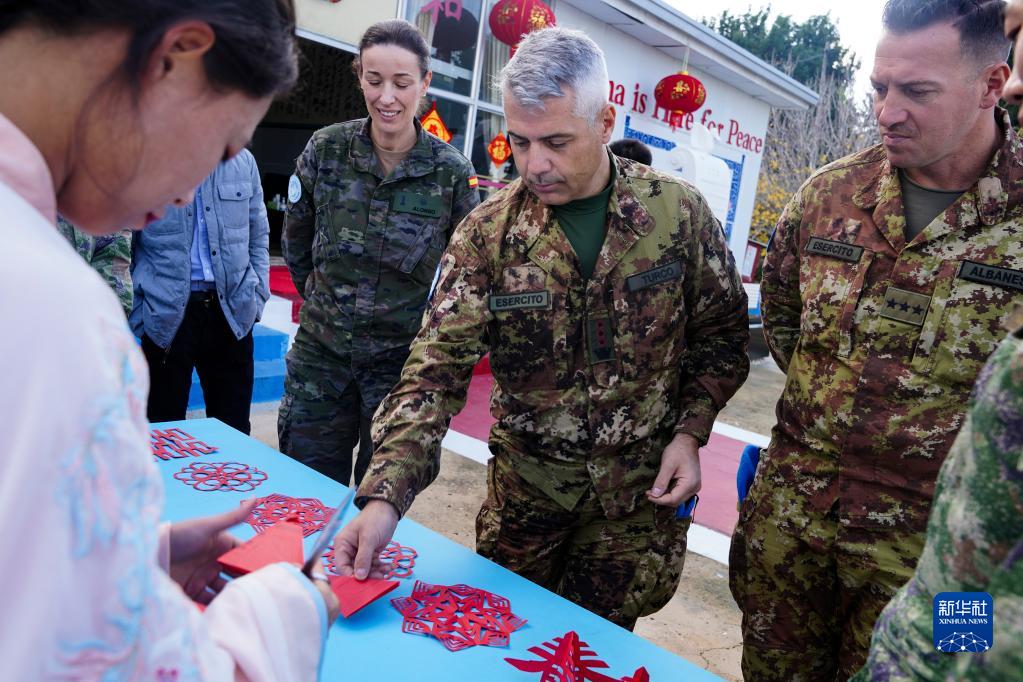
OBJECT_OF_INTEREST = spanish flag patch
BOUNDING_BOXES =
[468,175,479,188]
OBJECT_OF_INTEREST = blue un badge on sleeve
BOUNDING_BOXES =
[933,592,993,653]
[288,174,302,203]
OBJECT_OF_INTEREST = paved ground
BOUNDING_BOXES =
[241,347,786,681]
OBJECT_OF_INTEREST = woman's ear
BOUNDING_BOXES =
[143,21,216,87]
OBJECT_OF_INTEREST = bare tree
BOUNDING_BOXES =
[750,75,878,247]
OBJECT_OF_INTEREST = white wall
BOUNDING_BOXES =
[557,4,771,264]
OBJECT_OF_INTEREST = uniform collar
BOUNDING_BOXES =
[349,117,437,181]
[0,113,56,223]
[506,151,656,282]
[853,108,1021,232]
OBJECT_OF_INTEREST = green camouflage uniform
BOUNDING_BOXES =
[56,216,133,317]
[279,118,479,485]
[358,155,750,629]
[731,110,1023,680]
[852,314,1023,681]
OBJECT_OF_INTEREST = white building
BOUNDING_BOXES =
[253,0,818,317]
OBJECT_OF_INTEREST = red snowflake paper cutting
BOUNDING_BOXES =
[322,540,418,579]
[151,428,218,461]
[246,493,330,537]
[391,581,526,651]
[506,631,650,682]
[173,462,267,492]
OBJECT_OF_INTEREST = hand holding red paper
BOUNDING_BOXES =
[332,499,400,580]
[646,433,702,507]
[168,499,257,604]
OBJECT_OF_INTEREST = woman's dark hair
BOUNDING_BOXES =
[353,19,430,79]
[0,0,299,99]
[882,0,1010,67]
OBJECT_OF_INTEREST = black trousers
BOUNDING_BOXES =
[142,291,254,434]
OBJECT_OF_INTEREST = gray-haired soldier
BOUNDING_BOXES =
[332,27,748,630]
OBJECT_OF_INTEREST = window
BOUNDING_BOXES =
[407,0,484,97]
[471,108,518,189]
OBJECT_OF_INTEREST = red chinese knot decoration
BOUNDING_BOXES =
[489,0,556,52]
[246,493,330,537]
[654,72,706,115]
[506,631,651,682]
[488,132,512,166]
[391,581,526,651]
[173,462,267,492]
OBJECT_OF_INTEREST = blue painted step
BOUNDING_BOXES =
[186,324,288,410]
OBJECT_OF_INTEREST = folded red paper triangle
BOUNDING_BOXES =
[217,520,304,577]
[328,575,399,618]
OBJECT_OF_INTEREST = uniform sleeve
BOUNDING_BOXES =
[448,160,481,238]
[90,229,134,318]
[760,186,806,373]
[246,153,271,315]
[282,137,319,297]
[357,218,491,516]
[674,193,750,445]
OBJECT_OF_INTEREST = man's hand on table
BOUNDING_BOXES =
[331,499,400,580]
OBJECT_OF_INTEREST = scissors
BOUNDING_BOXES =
[301,487,356,578]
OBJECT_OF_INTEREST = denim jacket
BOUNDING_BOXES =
[130,149,270,348]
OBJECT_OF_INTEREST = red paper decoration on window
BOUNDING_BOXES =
[488,133,512,166]
[421,102,454,143]
[488,0,556,52]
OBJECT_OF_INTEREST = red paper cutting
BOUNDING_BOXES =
[505,631,651,682]
[217,519,304,577]
[246,493,330,537]
[329,575,400,618]
[173,462,268,492]
[151,428,218,461]
[321,540,418,579]
[391,581,526,651]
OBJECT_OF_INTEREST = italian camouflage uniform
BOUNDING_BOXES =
[56,216,133,317]
[279,118,479,485]
[358,155,750,629]
[730,110,1023,680]
[852,310,1023,681]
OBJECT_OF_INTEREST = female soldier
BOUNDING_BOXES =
[279,19,480,486]
[0,1,338,678]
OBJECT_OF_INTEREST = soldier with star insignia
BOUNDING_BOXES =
[729,1,1023,679]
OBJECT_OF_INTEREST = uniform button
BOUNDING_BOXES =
[211,250,218,256]
[205,206,211,212]
[218,293,224,300]
[236,192,242,197]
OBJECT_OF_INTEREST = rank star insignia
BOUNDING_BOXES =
[878,285,932,327]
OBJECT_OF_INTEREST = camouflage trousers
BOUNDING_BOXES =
[278,331,408,486]
[476,450,691,631]
[729,489,925,681]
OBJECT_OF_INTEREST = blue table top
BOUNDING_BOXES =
[155,419,723,681]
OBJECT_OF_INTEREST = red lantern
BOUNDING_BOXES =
[488,0,556,51]
[654,72,707,115]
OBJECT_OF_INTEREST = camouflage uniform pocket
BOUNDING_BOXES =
[799,249,873,357]
[614,265,686,379]
[912,259,1023,386]
[488,279,567,390]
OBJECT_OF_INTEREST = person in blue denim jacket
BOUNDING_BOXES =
[131,149,270,433]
